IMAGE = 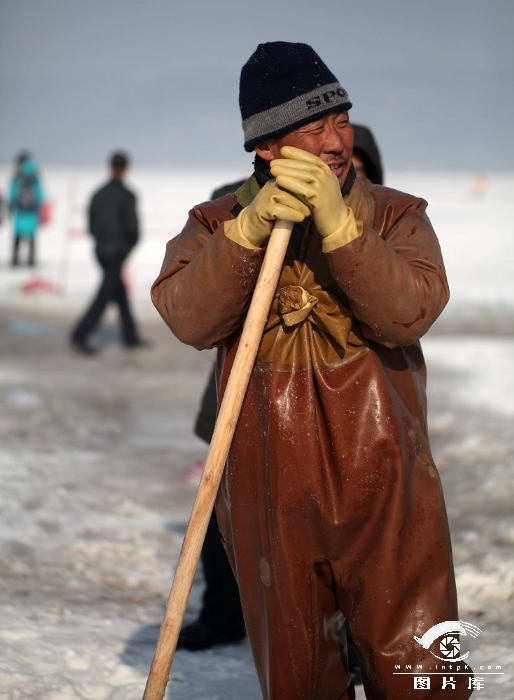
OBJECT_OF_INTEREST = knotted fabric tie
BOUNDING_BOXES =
[278,285,319,327]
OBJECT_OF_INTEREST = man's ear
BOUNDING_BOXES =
[254,140,275,163]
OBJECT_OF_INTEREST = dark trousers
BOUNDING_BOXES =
[12,236,36,266]
[72,253,138,344]
[199,509,245,636]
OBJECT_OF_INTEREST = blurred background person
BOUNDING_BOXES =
[178,124,383,685]
[351,124,383,185]
[70,151,147,355]
[8,152,45,267]
[177,179,247,653]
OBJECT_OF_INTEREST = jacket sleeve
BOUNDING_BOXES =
[325,188,449,347]
[88,194,97,238]
[151,198,265,350]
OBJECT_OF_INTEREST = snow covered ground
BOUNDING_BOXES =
[0,168,513,699]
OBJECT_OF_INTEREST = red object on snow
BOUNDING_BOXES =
[21,276,57,294]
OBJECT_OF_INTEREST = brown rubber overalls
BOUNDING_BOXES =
[152,177,472,699]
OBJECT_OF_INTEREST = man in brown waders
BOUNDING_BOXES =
[152,42,473,700]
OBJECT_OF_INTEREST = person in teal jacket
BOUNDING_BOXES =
[8,153,45,266]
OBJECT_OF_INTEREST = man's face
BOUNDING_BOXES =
[255,111,354,188]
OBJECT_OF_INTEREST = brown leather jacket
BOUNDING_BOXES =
[152,176,449,351]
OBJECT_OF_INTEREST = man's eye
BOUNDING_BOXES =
[299,122,323,135]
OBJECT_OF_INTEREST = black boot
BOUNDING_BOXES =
[177,619,245,651]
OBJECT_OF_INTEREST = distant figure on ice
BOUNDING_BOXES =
[471,172,488,199]
[8,152,45,267]
[70,152,147,355]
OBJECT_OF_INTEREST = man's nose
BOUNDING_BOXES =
[323,123,346,152]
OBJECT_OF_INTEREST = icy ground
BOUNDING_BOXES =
[0,169,513,699]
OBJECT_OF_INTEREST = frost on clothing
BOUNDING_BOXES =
[152,176,472,700]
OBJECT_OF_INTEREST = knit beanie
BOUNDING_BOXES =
[240,42,352,152]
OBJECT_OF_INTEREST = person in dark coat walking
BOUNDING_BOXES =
[71,152,145,354]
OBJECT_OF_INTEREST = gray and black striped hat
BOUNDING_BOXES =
[240,42,352,153]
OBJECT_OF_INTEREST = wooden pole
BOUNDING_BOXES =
[142,219,294,700]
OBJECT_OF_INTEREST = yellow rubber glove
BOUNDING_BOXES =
[237,180,311,248]
[270,146,348,238]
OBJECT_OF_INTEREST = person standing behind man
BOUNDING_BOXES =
[351,124,383,185]
[8,153,45,267]
[71,152,146,355]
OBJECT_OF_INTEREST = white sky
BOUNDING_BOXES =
[1,0,513,169]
